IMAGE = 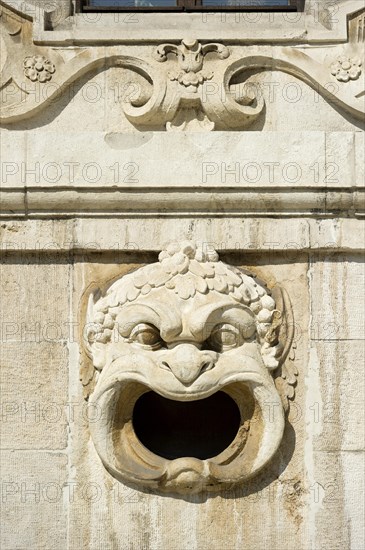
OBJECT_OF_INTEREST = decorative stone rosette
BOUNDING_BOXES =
[24,55,55,83]
[330,56,362,82]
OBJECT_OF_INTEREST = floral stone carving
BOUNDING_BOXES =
[1,12,364,129]
[155,38,229,92]
[147,38,263,131]
[24,55,55,83]
[84,241,295,495]
[330,56,362,82]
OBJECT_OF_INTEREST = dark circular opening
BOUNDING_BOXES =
[132,391,241,460]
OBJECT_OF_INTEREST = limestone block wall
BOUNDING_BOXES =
[1,1,364,549]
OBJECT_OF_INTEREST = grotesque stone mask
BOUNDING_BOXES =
[84,242,294,495]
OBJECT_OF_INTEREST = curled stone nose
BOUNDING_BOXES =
[162,344,215,385]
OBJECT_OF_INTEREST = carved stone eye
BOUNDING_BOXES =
[208,324,240,352]
[129,324,163,350]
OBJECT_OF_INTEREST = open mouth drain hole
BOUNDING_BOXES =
[132,391,241,460]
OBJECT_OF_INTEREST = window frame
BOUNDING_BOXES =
[81,0,299,13]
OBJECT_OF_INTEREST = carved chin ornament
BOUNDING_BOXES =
[84,242,295,495]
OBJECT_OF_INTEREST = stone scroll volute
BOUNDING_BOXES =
[83,242,295,495]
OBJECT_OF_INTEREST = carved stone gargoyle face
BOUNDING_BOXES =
[84,242,294,495]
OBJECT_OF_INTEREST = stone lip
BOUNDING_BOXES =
[89,354,284,494]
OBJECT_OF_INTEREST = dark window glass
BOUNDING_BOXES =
[88,0,177,6]
[84,0,296,9]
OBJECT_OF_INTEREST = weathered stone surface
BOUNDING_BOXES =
[0,451,68,550]
[1,130,362,189]
[308,450,365,550]
[1,218,364,253]
[310,254,365,340]
[355,130,365,188]
[0,257,71,340]
[309,341,365,452]
[0,342,69,449]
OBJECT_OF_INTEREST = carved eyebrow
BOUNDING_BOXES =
[190,303,255,340]
[117,304,160,337]
[117,303,182,339]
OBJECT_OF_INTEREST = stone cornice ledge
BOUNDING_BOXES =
[0,187,364,219]
[0,0,362,44]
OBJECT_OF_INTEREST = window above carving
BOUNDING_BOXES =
[82,0,298,12]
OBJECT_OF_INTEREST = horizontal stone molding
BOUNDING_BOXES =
[0,188,364,218]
